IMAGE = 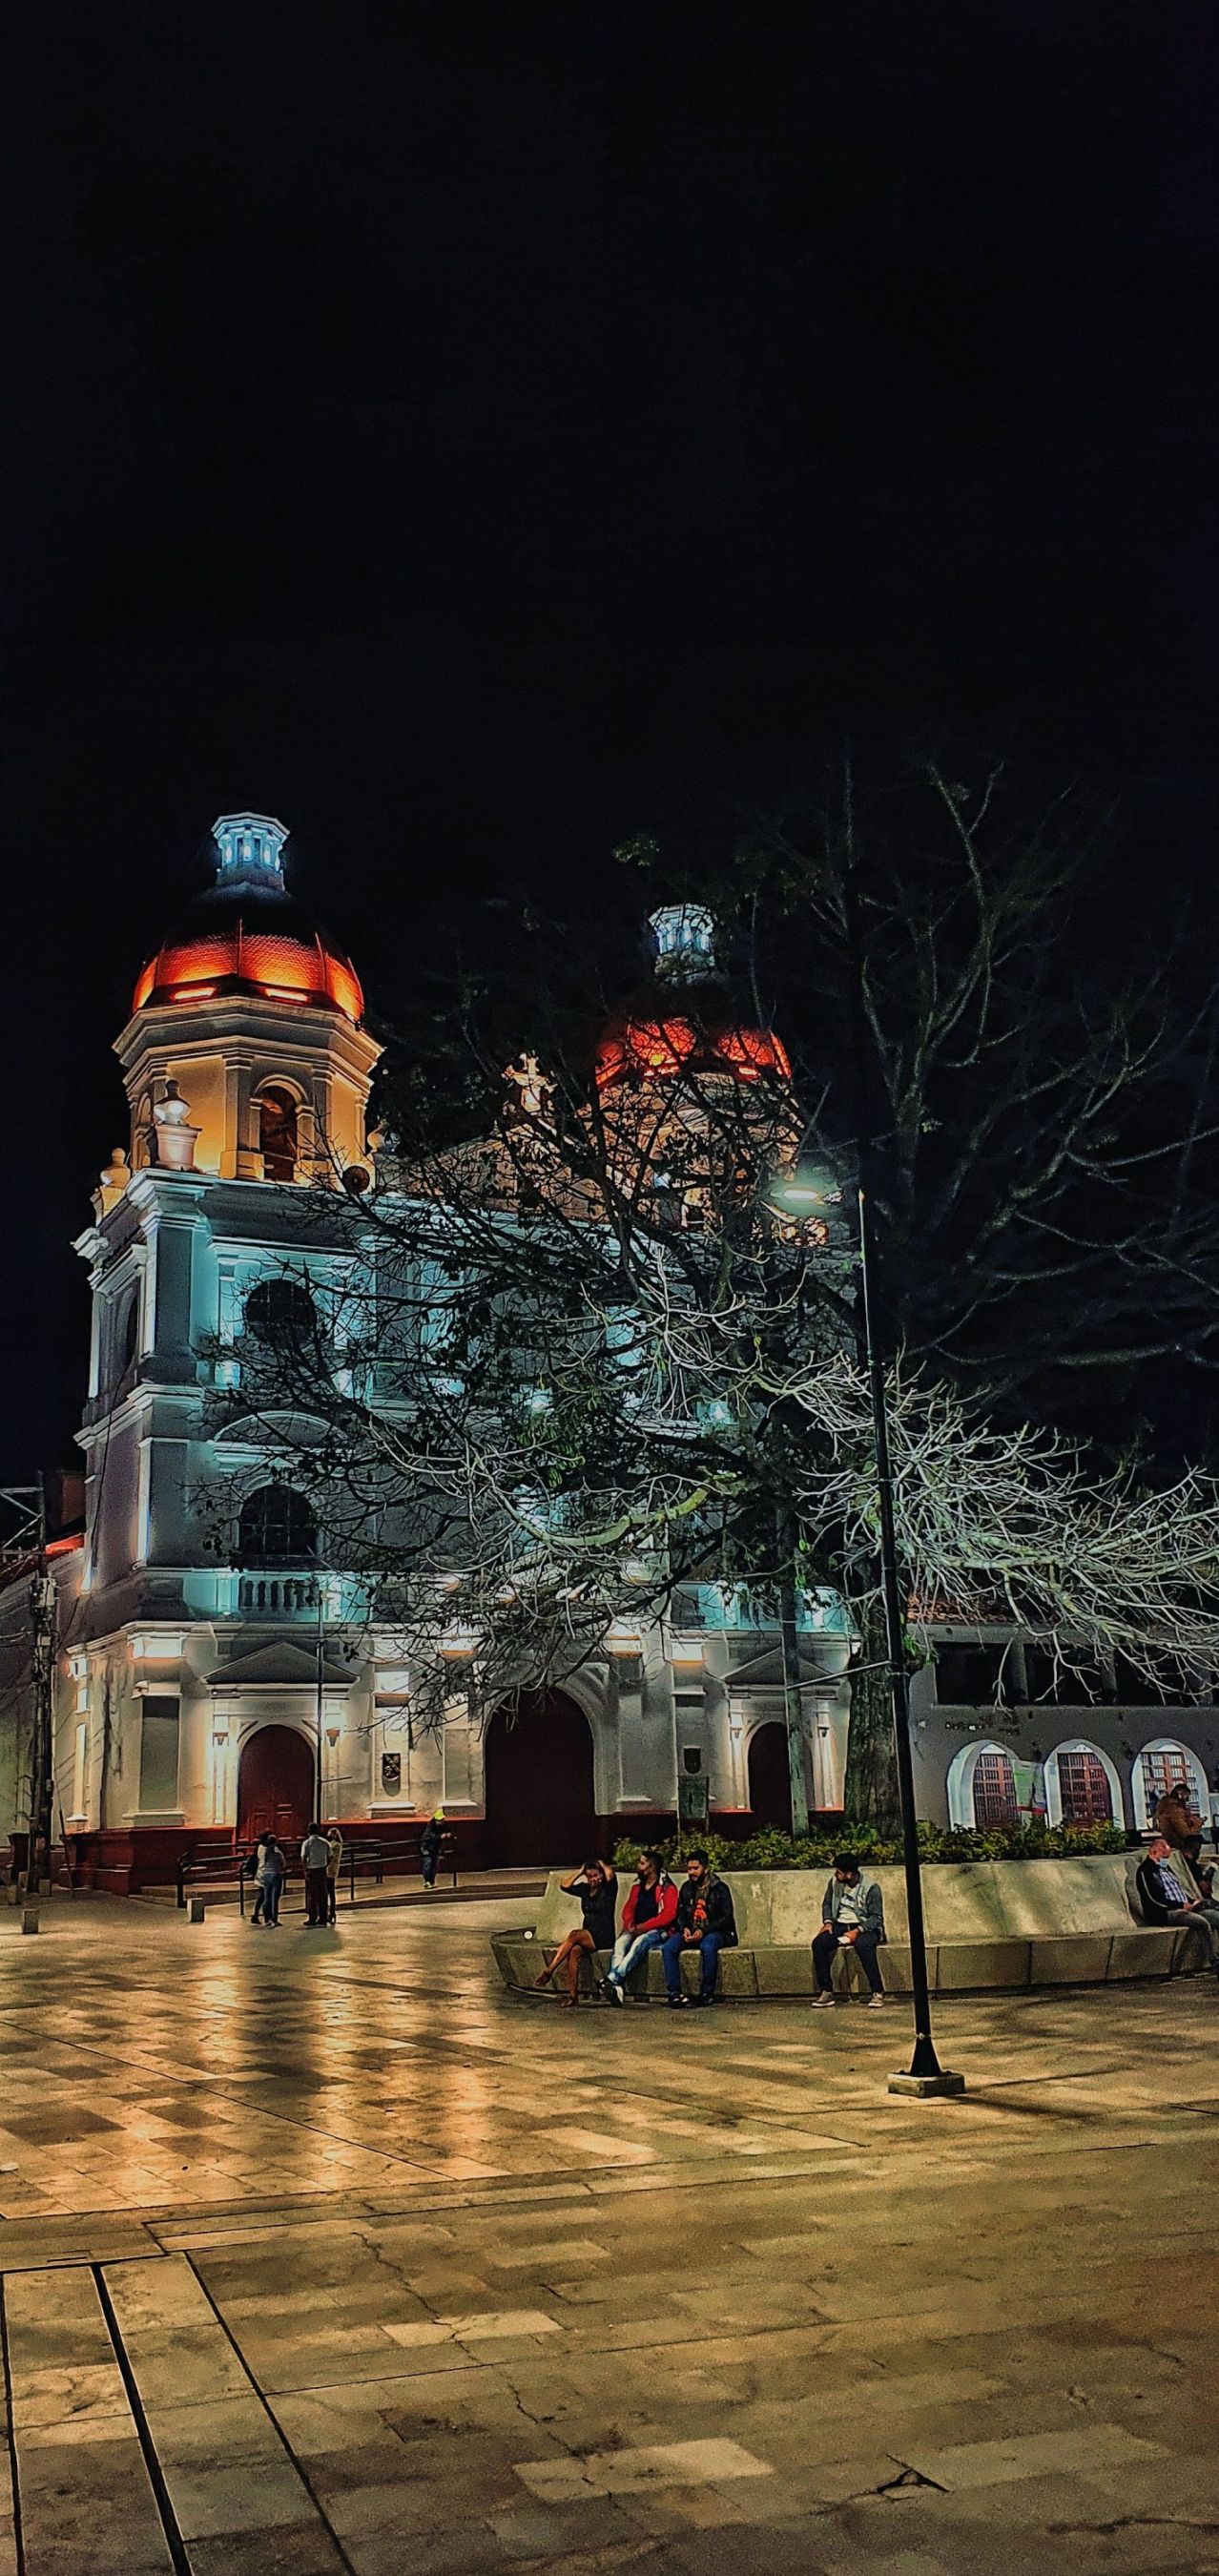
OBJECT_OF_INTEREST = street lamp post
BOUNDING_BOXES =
[770,1168,963,2100]
[856,1184,963,2098]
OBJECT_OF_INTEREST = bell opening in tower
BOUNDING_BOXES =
[259,1088,299,1181]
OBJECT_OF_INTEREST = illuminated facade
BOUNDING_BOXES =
[0,828,849,1891]
[6,841,1203,1891]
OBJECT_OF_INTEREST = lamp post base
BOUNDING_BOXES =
[887,2068,966,2099]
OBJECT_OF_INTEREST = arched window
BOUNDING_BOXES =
[244,1278,315,1347]
[105,1285,139,1391]
[134,1094,154,1171]
[971,1746,1019,1830]
[1046,1742,1118,1827]
[258,1088,300,1182]
[238,1484,317,1566]
[1132,1739,1209,1832]
[119,1288,139,1374]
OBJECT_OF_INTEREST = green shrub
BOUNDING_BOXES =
[611,1817,1127,1872]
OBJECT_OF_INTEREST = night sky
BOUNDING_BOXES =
[3,4,1216,1473]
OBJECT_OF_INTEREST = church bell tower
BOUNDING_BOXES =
[113,811,380,1190]
[63,814,383,1884]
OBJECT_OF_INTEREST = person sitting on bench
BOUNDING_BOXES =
[1136,1837,1219,1973]
[603,1850,677,2003]
[811,1855,886,2007]
[533,1860,618,2008]
[660,1852,737,2006]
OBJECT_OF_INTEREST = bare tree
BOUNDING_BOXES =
[728,758,1219,1423]
[212,783,1219,1837]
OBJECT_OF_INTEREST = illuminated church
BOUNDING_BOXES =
[3,813,1211,1894]
[2,817,856,1892]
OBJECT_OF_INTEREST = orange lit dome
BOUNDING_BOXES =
[595,904,791,1090]
[132,813,364,1024]
[595,1015,791,1089]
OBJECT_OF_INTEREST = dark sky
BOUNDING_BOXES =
[2,2,1217,1473]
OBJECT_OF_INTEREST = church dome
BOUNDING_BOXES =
[595,1015,791,1088]
[132,814,364,1024]
[595,904,791,1090]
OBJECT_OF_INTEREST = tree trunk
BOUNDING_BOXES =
[773,1499,811,1836]
[841,1587,901,1839]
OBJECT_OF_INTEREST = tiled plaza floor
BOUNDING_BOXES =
[0,1891,1215,2573]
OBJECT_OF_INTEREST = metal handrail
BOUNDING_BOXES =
[174,1835,457,1910]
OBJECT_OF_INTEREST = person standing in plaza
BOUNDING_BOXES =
[249,1833,270,1926]
[253,1833,285,1927]
[300,1823,331,1926]
[533,1859,618,2006]
[811,1855,886,2006]
[325,1827,343,1923]
[420,1809,444,1889]
[1155,1782,1207,1877]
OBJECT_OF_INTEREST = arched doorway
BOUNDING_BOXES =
[748,1722,793,1831]
[483,1691,596,1867]
[238,1724,316,1845]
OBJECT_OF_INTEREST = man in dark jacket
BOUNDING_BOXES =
[420,1809,444,1889]
[811,1856,887,2006]
[661,1852,737,2007]
[1136,1838,1219,1971]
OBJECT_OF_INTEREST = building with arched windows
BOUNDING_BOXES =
[3,819,1214,1892]
[915,1629,1218,1841]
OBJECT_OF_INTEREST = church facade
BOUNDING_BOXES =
[0,816,858,1892]
[1,813,1214,1893]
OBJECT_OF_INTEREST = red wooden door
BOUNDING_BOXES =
[238,1724,316,1845]
[483,1692,596,1867]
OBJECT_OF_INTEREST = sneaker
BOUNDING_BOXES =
[607,1980,626,2005]
[667,1994,688,2008]
[865,1992,887,2008]
[810,1992,837,2008]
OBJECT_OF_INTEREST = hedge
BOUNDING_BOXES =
[611,1818,1129,1872]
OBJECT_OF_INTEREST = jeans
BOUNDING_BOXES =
[812,1925,884,1994]
[1165,1902,1219,1968]
[606,1927,664,1987]
[422,1851,437,1887]
[261,1876,282,1925]
[662,1930,726,2001]
[304,1868,328,1925]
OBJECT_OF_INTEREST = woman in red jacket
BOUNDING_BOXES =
[601,1850,678,2005]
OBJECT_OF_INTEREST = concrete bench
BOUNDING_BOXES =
[491,1857,1200,2001]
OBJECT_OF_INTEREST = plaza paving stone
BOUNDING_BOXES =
[0,1894,1214,2570]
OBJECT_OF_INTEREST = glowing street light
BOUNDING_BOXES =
[768,1161,963,2101]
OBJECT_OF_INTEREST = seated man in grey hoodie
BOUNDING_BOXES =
[811,1854,886,2006]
